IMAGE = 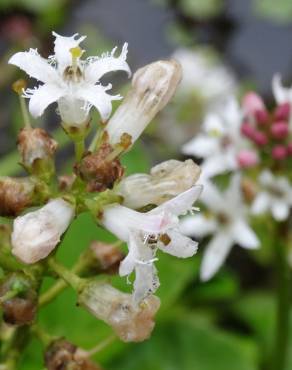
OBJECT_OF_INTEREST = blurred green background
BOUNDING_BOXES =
[1,0,292,369]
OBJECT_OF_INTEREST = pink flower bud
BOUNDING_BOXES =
[270,121,289,139]
[241,122,256,139]
[287,142,292,156]
[274,102,290,121]
[253,131,268,146]
[255,110,269,125]
[237,150,259,168]
[272,145,287,160]
[242,92,268,124]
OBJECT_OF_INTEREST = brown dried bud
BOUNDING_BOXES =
[79,282,160,342]
[58,174,76,192]
[17,127,57,179]
[90,241,125,274]
[76,143,124,192]
[0,272,37,326]
[0,177,36,216]
[45,339,102,370]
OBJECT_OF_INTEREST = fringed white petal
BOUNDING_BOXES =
[179,214,217,238]
[251,192,270,215]
[182,135,218,158]
[27,84,63,118]
[158,229,198,258]
[231,219,260,249]
[85,43,131,83]
[271,200,290,221]
[8,49,58,83]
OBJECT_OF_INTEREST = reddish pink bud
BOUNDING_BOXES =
[270,121,289,139]
[274,103,290,121]
[272,145,287,160]
[237,150,259,168]
[241,122,256,139]
[253,131,268,146]
[255,110,269,125]
[242,92,265,114]
[287,143,292,156]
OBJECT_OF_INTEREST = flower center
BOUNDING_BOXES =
[63,47,84,83]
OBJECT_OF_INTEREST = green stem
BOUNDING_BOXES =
[19,96,31,129]
[47,258,84,292]
[272,222,291,370]
[74,139,85,162]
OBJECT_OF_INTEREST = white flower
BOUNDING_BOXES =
[251,170,292,221]
[182,97,247,179]
[101,185,202,302]
[180,175,259,281]
[173,48,237,105]
[106,59,182,146]
[118,159,201,209]
[9,32,130,126]
[11,198,75,264]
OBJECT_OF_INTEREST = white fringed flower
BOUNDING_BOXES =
[102,186,202,302]
[251,170,292,221]
[106,59,182,146]
[11,198,75,264]
[118,159,201,209]
[182,98,247,179]
[180,175,259,281]
[9,32,130,126]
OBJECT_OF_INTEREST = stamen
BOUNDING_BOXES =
[12,79,31,129]
[70,46,84,73]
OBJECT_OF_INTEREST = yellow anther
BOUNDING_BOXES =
[70,46,84,59]
[12,79,27,95]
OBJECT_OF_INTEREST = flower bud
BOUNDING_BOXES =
[45,339,102,370]
[75,143,124,192]
[0,177,37,216]
[58,174,76,192]
[89,241,124,274]
[237,150,258,168]
[0,272,37,326]
[272,145,287,160]
[241,122,256,139]
[118,159,201,209]
[106,59,182,146]
[270,121,289,139]
[287,142,292,156]
[253,131,268,146]
[274,102,290,121]
[11,198,75,264]
[78,282,160,342]
[17,128,58,180]
[242,92,265,116]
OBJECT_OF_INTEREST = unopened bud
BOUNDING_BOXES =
[237,150,258,168]
[0,272,37,326]
[270,121,289,139]
[106,59,182,146]
[253,131,268,146]
[75,143,124,192]
[274,102,290,121]
[90,241,124,274]
[118,159,201,209]
[242,92,268,124]
[287,142,292,156]
[78,282,160,342]
[17,128,57,180]
[11,198,75,264]
[45,339,102,370]
[0,177,37,216]
[272,145,287,160]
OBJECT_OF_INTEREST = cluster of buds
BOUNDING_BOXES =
[241,92,292,167]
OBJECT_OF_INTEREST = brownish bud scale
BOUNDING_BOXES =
[79,282,160,342]
[17,127,57,180]
[0,272,37,326]
[45,339,102,370]
[90,241,125,274]
[75,143,124,192]
[0,177,36,216]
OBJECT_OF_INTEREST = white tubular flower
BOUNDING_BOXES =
[78,282,160,342]
[106,59,182,146]
[102,186,202,302]
[117,159,201,209]
[11,198,75,264]
[9,32,130,126]
[272,74,292,104]
[180,175,259,281]
[182,97,248,179]
[251,170,292,221]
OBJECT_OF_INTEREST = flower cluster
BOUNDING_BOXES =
[0,31,203,367]
[180,76,292,280]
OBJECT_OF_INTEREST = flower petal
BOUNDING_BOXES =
[251,192,270,215]
[179,214,217,238]
[182,135,218,158]
[158,229,198,258]
[9,49,58,83]
[77,83,118,122]
[271,200,290,221]
[119,233,140,276]
[133,261,159,303]
[27,84,63,118]
[200,232,233,281]
[231,219,259,249]
[201,155,233,179]
[272,74,291,104]
[52,31,86,71]
[85,43,131,83]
